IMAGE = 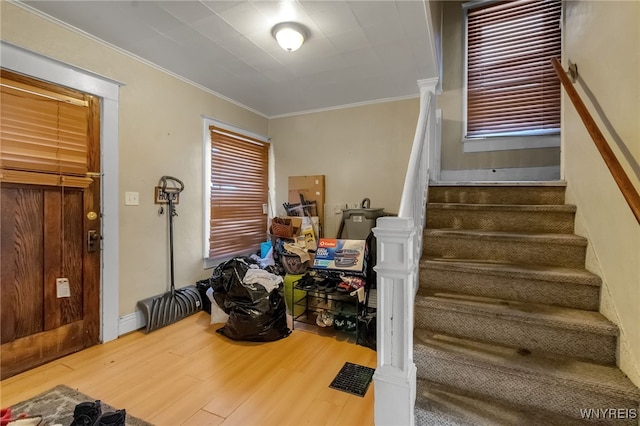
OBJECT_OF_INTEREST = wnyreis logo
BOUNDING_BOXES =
[580,408,637,420]
[318,239,337,248]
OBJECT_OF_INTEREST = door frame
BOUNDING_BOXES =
[1,41,122,342]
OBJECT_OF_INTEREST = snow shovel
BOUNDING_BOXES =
[138,176,201,333]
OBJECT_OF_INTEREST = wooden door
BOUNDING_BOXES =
[0,71,101,380]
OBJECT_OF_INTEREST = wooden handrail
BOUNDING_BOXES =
[551,57,640,224]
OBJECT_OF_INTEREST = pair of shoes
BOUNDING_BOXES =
[71,400,126,426]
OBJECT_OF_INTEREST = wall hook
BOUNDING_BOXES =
[568,61,578,83]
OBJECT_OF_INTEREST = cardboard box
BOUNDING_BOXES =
[288,175,325,236]
[312,238,367,274]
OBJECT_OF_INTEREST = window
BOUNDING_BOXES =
[0,69,97,188]
[205,122,269,260]
[464,0,561,147]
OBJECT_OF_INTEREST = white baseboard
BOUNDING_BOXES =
[118,311,145,336]
[439,166,560,182]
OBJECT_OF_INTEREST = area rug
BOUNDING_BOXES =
[328,362,375,397]
[10,385,153,426]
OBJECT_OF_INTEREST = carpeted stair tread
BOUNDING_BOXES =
[425,228,588,246]
[415,291,617,336]
[428,183,567,205]
[415,379,587,426]
[420,257,601,286]
[414,328,640,400]
[428,203,576,213]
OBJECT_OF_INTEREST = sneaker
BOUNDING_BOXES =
[94,409,126,426]
[345,316,357,332]
[324,281,337,293]
[70,400,101,426]
[333,314,345,330]
[336,282,351,293]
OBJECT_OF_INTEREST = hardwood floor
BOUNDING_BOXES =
[0,312,376,426]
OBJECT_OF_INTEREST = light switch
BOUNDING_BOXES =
[125,191,139,206]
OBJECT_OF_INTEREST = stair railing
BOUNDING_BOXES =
[372,78,438,426]
[551,58,640,224]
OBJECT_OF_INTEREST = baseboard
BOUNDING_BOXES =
[118,311,145,336]
[439,166,560,182]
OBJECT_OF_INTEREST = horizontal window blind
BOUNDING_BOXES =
[209,126,269,259]
[466,0,561,138]
[0,71,91,186]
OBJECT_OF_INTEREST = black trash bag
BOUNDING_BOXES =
[210,257,290,342]
[210,257,255,312]
[196,278,212,314]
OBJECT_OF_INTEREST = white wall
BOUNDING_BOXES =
[1,2,269,319]
[563,0,640,386]
[269,99,420,238]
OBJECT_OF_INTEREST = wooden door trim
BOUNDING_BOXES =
[2,41,121,342]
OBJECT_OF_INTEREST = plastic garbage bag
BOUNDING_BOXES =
[210,257,290,342]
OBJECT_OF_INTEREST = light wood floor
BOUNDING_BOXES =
[0,312,376,426]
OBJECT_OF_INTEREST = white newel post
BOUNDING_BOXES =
[372,216,417,426]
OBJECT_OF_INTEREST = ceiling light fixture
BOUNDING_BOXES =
[272,22,308,52]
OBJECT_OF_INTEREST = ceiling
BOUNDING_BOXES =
[18,0,437,117]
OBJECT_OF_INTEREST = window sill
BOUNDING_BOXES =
[462,135,560,153]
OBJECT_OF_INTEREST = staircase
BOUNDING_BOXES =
[414,183,640,425]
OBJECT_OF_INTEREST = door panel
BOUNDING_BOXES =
[1,184,99,379]
[1,188,45,342]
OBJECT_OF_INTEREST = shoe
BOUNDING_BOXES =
[70,400,101,426]
[345,316,357,332]
[7,416,43,426]
[333,314,345,330]
[324,281,337,293]
[94,409,126,426]
[316,278,328,291]
[336,282,351,293]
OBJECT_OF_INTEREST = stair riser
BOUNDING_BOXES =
[429,186,566,205]
[427,209,575,234]
[414,348,639,424]
[420,267,600,311]
[424,235,586,268]
[414,410,474,426]
[415,306,616,364]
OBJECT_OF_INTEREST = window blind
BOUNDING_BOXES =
[209,126,269,259]
[466,0,562,138]
[0,70,93,187]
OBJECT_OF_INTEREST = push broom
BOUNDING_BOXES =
[138,176,201,332]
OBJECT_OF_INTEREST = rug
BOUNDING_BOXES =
[10,385,153,426]
[328,362,375,397]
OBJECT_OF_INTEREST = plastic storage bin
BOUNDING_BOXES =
[342,207,384,239]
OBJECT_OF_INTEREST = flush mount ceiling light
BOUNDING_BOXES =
[272,22,309,52]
